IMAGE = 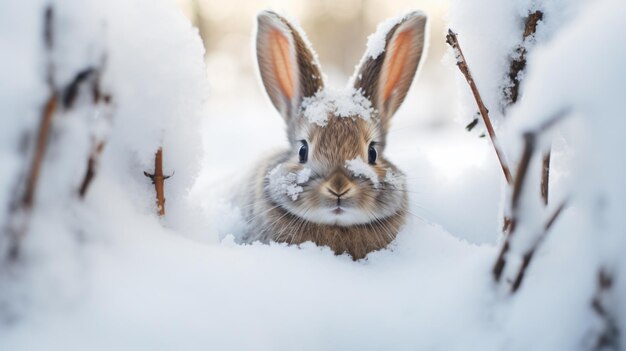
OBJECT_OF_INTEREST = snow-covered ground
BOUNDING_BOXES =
[1,0,625,350]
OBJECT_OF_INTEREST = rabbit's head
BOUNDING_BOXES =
[256,11,427,226]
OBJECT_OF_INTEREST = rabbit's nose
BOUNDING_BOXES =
[322,169,354,199]
[327,188,350,198]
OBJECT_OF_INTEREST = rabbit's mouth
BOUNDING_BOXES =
[294,204,376,226]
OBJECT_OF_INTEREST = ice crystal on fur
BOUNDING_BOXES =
[301,88,374,126]
[267,165,312,201]
[346,157,379,187]
[384,169,403,189]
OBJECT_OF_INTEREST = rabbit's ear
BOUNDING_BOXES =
[352,12,427,130]
[256,11,324,120]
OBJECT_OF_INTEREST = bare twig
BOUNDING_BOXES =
[493,132,534,281]
[465,117,479,132]
[540,151,551,205]
[6,93,58,260]
[4,7,59,260]
[44,6,55,88]
[76,65,112,199]
[504,11,543,107]
[24,5,59,210]
[511,132,536,215]
[62,67,97,109]
[144,148,171,216]
[493,111,568,283]
[510,200,567,292]
[591,269,620,350]
[502,217,513,234]
[22,94,57,209]
[446,30,513,185]
[537,108,571,207]
[4,5,115,259]
[78,141,105,198]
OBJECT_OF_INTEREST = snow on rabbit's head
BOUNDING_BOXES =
[256,10,427,226]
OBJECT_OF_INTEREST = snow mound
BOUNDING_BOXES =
[1,0,626,350]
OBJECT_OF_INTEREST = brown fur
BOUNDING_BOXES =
[243,11,427,260]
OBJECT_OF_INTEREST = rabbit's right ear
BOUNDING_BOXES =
[352,12,428,132]
[256,11,324,120]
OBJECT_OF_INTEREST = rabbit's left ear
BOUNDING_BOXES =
[353,12,427,130]
[256,11,324,121]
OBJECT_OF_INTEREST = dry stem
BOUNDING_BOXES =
[76,67,111,199]
[493,110,569,285]
[540,151,551,205]
[5,7,58,260]
[22,94,57,209]
[492,132,534,281]
[591,269,620,350]
[510,200,567,292]
[446,29,513,185]
[144,148,170,216]
[504,11,543,107]
[79,141,106,198]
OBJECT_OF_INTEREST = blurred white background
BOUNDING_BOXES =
[176,0,458,126]
[175,0,503,244]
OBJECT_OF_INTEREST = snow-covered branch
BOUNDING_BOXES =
[446,30,513,185]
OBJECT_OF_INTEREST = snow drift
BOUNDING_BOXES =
[1,0,625,350]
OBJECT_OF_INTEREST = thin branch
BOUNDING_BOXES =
[510,200,567,292]
[78,141,105,198]
[5,5,115,259]
[77,65,111,199]
[492,240,510,283]
[446,29,513,185]
[504,11,543,107]
[24,5,58,209]
[6,7,58,260]
[144,148,171,216]
[44,6,55,88]
[540,151,551,205]
[536,108,572,208]
[502,217,513,234]
[492,132,534,281]
[492,110,568,283]
[6,93,58,260]
[591,269,620,350]
[536,108,570,133]
[22,94,57,209]
[536,107,571,207]
[511,132,535,214]
[62,67,97,109]
[465,117,479,132]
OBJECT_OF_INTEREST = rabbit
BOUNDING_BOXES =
[239,10,428,260]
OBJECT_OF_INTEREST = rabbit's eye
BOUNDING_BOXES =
[298,140,308,163]
[368,143,378,164]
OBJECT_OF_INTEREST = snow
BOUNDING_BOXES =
[345,157,379,187]
[364,13,421,60]
[1,0,626,349]
[504,0,626,267]
[301,87,374,126]
[267,165,312,201]
[384,169,404,189]
[447,0,586,129]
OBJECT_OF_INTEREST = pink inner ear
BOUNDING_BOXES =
[381,29,413,102]
[270,29,295,100]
